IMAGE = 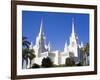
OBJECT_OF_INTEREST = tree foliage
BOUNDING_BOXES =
[65,57,75,66]
[76,62,83,66]
[42,57,53,67]
[28,49,35,60]
[84,43,89,56]
[22,36,36,68]
[31,63,40,68]
[22,37,30,48]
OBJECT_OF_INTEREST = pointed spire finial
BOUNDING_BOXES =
[39,18,43,35]
[72,18,75,35]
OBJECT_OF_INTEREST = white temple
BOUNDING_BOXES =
[27,18,88,68]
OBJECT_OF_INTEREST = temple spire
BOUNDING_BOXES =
[72,18,75,36]
[39,19,44,36]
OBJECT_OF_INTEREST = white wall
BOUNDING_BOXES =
[0,0,100,80]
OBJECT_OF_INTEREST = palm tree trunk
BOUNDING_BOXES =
[30,60,32,68]
[27,58,30,68]
[84,52,87,66]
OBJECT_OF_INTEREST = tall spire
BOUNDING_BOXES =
[64,40,68,52]
[72,18,75,36]
[39,19,43,36]
[36,18,45,45]
[35,18,47,54]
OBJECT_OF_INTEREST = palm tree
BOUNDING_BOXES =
[28,49,36,67]
[22,37,30,48]
[22,36,36,69]
[83,43,89,65]
[22,48,29,60]
[22,48,29,69]
[22,37,30,69]
[84,43,89,56]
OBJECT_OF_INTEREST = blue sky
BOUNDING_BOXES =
[22,11,89,51]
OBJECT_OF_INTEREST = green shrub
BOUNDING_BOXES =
[65,57,75,66]
[31,63,40,68]
[42,57,53,67]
